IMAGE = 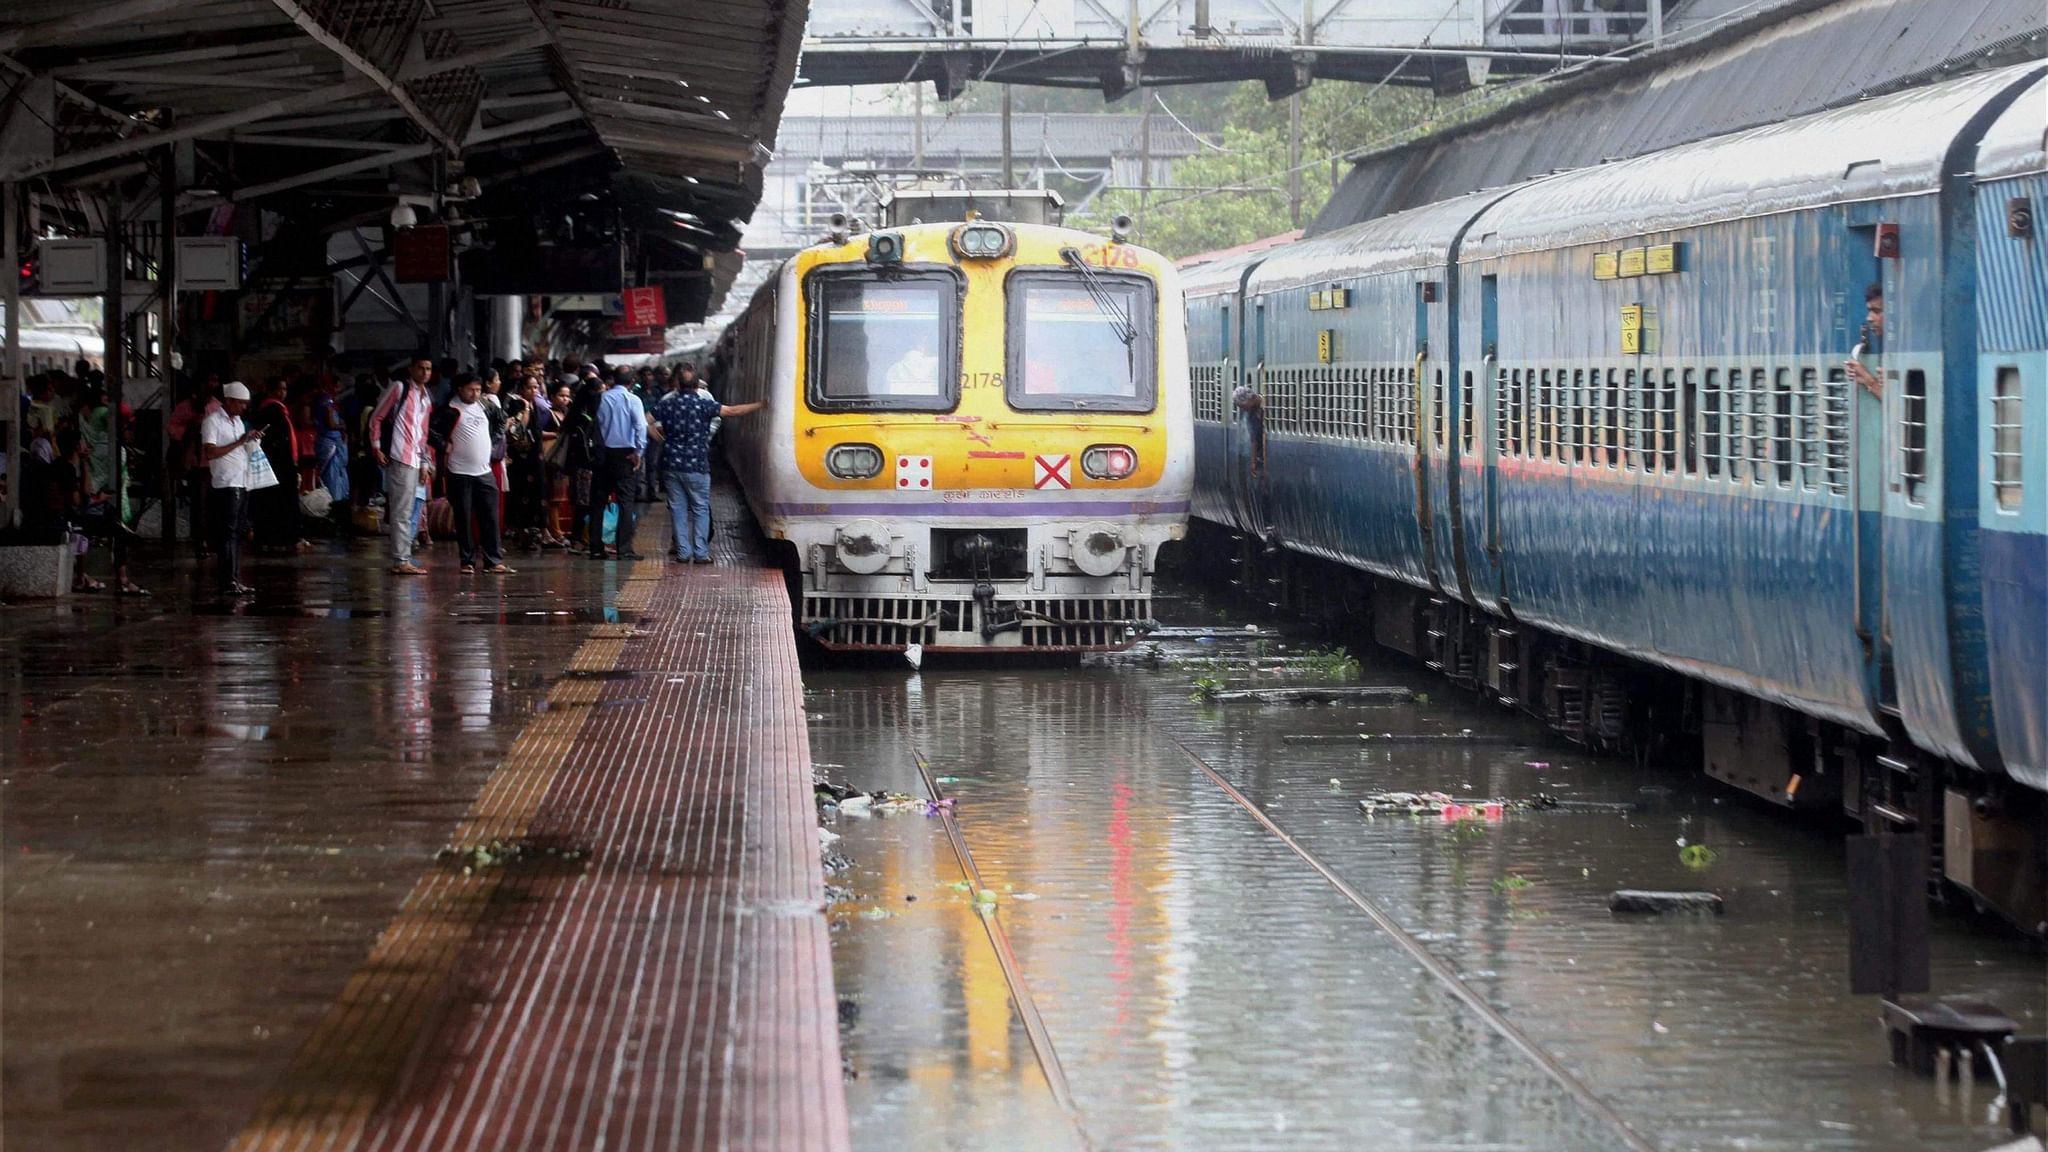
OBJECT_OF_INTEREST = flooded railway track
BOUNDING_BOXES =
[809,599,2046,1152]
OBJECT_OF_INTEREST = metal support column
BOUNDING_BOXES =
[157,145,178,541]
[3,182,19,531]
[1000,84,1014,189]
[103,182,126,576]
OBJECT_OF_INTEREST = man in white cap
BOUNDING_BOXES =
[200,381,263,595]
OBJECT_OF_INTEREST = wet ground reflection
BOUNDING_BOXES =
[0,542,627,1152]
[809,602,2046,1152]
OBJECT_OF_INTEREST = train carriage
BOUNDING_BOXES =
[721,192,1192,652]
[1187,61,2048,927]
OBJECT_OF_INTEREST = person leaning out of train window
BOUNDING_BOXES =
[1845,282,1885,399]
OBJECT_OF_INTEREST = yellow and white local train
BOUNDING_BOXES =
[720,192,1192,652]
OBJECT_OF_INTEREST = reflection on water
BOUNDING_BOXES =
[809,652,2045,1152]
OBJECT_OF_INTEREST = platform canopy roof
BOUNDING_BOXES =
[0,0,808,320]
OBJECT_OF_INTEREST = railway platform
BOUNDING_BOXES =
[1,492,848,1152]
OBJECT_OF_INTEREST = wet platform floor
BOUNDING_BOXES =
[809,597,2047,1152]
[2,496,846,1152]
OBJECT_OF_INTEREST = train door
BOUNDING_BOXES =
[1412,282,1443,592]
[1479,272,1504,599]
[1228,292,1269,534]
[1845,219,1887,715]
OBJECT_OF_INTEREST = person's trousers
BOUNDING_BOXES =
[588,447,639,555]
[665,469,713,560]
[210,485,246,590]
[447,471,503,568]
[385,460,420,564]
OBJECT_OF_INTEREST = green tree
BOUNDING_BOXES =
[1080,80,1524,259]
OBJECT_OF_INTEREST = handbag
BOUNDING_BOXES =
[247,444,280,490]
[299,485,334,518]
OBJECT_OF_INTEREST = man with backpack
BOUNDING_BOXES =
[367,354,437,575]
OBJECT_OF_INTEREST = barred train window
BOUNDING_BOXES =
[1433,369,1447,449]
[1603,370,1620,467]
[1902,368,1928,503]
[1540,369,1555,460]
[1749,368,1769,486]
[1992,366,2022,510]
[1703,369,1723,478]
[1823,367,1851,495]
[1571,369,1587,464]
[1682,369,1699,476]
[1462,371,1475,453]
[1796,368,1819,490]
[1661,369,1679,474]
[1773,368,1794,487]
[1512,369,1526,456]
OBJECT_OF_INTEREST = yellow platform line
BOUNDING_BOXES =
[226,561,655,1152]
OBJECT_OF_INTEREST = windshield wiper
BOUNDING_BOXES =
[1058,247,1139,347]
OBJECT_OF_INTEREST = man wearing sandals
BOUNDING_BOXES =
[431,374,515,575]
[368,354,436,576]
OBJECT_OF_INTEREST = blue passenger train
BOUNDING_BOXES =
[1187,63,2047,929]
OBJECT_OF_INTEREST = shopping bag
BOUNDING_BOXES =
[247,444,280,490]
[602,502,618,546]
[299,485,334,518]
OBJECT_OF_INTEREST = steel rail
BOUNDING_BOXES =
[913,749,1095,1152]
[1172,738,1660,1152]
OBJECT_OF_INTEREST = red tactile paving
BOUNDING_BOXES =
[308,529,845,1151]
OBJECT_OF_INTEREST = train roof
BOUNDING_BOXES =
[1178,248,1267,299]
[1975,74,2048,182]
[1247,186,1530,293]
[1464,62,2047,258]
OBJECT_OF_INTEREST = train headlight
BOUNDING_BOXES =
[1080,444,1138,480]
[950,223,1013,260]
[825,443,885,479]
[1068,522,1128,577]
[834,518,893,575]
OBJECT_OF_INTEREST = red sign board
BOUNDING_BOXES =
[622,285,666,328]
[393,225,451,283]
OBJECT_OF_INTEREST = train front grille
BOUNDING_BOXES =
[800,595,1154,651]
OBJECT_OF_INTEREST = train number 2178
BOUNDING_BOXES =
[1077,244,1143,269]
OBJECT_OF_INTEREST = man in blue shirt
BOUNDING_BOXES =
[589,370,650,559]
[652,362,763,563]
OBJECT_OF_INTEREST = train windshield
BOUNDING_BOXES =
[1005,271,1156,413]
[807,271,960,411]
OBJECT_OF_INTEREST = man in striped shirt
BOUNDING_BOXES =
[368,354,438,575]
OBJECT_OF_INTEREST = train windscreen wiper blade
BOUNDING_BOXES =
[1058,247,1139,347]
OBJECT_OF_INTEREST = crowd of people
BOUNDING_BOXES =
[15,353,751,599]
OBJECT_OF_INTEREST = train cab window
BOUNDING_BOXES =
[1900,368,1930,503]
[1006,270,1157,413]
[1993,366,2023,510]
[807,270,961,411]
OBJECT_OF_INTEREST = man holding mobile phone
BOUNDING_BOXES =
[1845,282,1884,399]
[200,381,264,596]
